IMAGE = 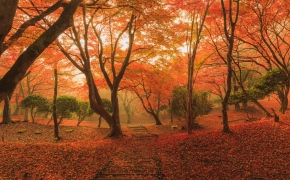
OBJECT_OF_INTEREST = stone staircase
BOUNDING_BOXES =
[92,125,164,180]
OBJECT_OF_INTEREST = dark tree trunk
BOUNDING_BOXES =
[2,96,12,124]
[222,101,231,133]
[0,0,18,54]
[2,1,67,52]
[58,117,64,126]
[110,87,123,136]
[108,121,123,137]
[221,51,232,133]
[77,117,84,126]
[47,116,53,125]
[53,68,59,140]
[152,113,162,125]
[98,116,102,127]
[239,85,271,117]
[271,108,279,122]
[233,82,240,111]
[278,86,289,114]
[0,0,82,103]
[86,71,123,137]
[220,0,241,133]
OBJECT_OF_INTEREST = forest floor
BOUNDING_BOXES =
[1,98,290,179]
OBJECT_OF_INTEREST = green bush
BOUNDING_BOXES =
[21,94,50,122]
[56,96,78,119]
[76,101,94,125]
[170,86,213,121]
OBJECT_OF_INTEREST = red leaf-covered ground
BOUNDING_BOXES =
[156,119,290,179]
[1,99,290,179]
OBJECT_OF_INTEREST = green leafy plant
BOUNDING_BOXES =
[56,96,78,125]
[76,101,94,126]
[20,95,50,123]
[170,86,213,123]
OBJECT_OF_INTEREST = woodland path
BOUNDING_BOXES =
[92,125,164,180]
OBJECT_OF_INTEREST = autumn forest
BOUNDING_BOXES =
[1,0,290,179]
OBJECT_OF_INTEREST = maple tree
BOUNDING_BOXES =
[58,0,171,136]
[58,4,136,136]
[184,0,212,134]
[205,28,272,118]
[202,0,241,133]
[123,62,175,125]
[219,0,241,133]
[236,0,290,114]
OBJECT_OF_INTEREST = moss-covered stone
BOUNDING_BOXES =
[17,129,26,133]
[65,129,74,133]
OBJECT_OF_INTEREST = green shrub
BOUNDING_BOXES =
[170,86,213,122]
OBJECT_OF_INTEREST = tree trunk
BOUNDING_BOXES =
[0,0,83,103]
[126,115,131,124]
[52,68,59,140]
[278,86,289,114]
[13,104,20,116]
[13,93,20,115]
[30,108,35,123]
[233,80,240,111]
[23,108,29,122]
[2,96,12,124]
[152,113,162,125]
[222,101,231,133]
[58,117,64,126]
[221,52,233,134]
[239,84,271,117]
[110,90,123,136]
[124,107,131,124]
[98,116,102,127]
[0,0,18,54]
[187,19,195,135]
[47,117,52,125]
[87,69,123,137]
[77,117,84,126]
[185,3,211,134]
[108,121,123,137]
[220,0,240,133]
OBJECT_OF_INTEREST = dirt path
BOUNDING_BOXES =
[92,125,164,180]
